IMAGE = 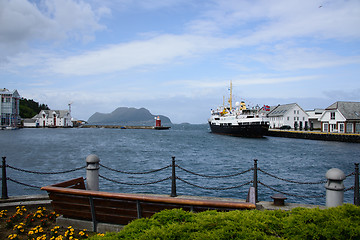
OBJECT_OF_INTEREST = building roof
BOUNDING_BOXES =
[267,103,299,117]
[326,101,360,120]
[33,110,71,119]
[258,105,277,114]
[0,88,20,98]
[306,109,325,120]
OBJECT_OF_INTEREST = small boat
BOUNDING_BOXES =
[208,82,269,138]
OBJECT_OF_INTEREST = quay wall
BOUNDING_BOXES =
[267,130,360,143]
[81,125,154,129]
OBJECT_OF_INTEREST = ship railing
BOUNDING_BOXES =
[1,156,359,206]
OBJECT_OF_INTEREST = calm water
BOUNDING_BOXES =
[1,125,359,205]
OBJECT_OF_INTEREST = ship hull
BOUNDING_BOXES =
[209,122,269,138]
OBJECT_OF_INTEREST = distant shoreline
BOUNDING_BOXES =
[81,125,170,130]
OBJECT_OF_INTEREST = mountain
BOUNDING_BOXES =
[87,107,172,125]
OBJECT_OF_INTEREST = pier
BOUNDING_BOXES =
[266,129,360,143]
[81,125,170,130]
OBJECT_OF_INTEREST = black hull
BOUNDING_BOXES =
[209,122,269,138]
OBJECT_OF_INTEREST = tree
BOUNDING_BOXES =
[19,98,50,118]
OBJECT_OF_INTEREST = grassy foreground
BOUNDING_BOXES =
[90,204,360,240]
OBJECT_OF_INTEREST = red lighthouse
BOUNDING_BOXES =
[155,116,161,127]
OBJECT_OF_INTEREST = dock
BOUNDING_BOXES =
[81,125,170,130]
[266,129,360,143]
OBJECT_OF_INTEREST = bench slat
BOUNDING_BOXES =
[52,177,86,189]
[93,197,137,209]
[53,207,92,220]
[42,178,256,228]
[95,213,137,225]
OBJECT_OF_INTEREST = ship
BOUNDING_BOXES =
[208,82,270,138]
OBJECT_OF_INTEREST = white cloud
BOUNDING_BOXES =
[48,34,241,75]
[0,0,108,58]
[251,46,360,71]
[187,0,360,41]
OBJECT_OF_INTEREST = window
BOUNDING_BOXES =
[287,117,289,121]
[356,123,360,134]
[339,123,344,133]
[323,123,328,132]
[331,112,335,120]
[346,123,353,133]
[294,110,296,114]
[297,110,299,114]
[330,124,337,132]
[294,117,296,120]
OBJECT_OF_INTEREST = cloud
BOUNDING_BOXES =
[47,34,241,75]
[187,0,360,41]
[251,46,360,71]
[323,89,360,101]
[0,0,108,58]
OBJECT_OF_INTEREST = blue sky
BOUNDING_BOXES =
[1,0,360,123]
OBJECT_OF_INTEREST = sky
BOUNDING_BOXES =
[1,0,360,124]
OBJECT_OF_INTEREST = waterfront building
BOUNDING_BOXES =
[320,101,360,134]
[32,109,73,127]
[306,109,325,130]
[0,88,20,127]
[267,103,309,130]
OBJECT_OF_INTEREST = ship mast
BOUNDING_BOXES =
[229,81,232,111]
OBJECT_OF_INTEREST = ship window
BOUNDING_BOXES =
[215,118,220,120]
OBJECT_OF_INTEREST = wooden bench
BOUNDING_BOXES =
[42,177,256,231]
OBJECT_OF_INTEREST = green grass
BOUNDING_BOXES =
[90,204,360,240]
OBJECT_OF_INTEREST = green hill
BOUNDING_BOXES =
[19,98,50,118]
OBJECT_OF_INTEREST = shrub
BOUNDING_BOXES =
[89,204,360,240]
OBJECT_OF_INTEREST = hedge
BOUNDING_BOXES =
[90,204,360,240]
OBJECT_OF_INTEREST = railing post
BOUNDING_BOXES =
[170,156,177,197]
[1,156,9,199]
[86,154,100,191]
[253,159,258,203]
[354,163,359,206]
[325,168,345,207]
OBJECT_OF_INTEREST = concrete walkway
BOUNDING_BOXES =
[0,194,51,209]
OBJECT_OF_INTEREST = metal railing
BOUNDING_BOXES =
[1,156,359,206]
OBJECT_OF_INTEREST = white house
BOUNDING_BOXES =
[33,110,73,127]
[320,101,360,134]
[267,103,309,129]
[306,109,325,130]
[0,88,20,127]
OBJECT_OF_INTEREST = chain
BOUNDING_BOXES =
[100,163,171,174]
[176,177,252,190]
[176,165,252,178]
[258,168,327,185]
[6,164,86,174]
[344,186,354,192]
[346,172,354,178]
[258,181,325,198]
[99,174,171,186]
[7,177,41,189]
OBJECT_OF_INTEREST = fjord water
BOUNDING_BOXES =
[1,125,359,205]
